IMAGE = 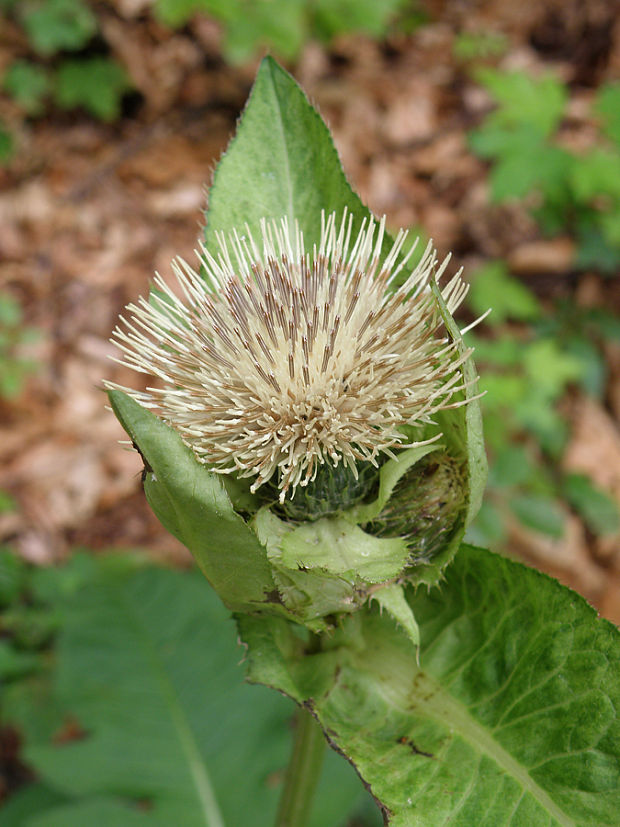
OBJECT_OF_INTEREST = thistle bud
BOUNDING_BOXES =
[107,211,484,628]
[366,452,466,564]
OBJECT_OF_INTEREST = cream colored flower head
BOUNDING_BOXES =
[109,211,473,502]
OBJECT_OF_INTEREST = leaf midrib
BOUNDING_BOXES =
[412,670,574,826]
[352,643,575,827]
[266,62,295,226]
[118,588,226,827]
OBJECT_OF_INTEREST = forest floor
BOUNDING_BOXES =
[1,0,620,622]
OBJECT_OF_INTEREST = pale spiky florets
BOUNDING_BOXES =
[109,212,473,502]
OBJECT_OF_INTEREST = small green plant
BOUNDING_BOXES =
[154,0,412,63]
[469,69,620,272]
[16,0,97,55]
[465,260,620,547]
[1,0,424,161]
[0,292,40,399]
[0,0,130,160]
[452,29,508,62]
[54,57,131,121]
[3,61,51,116]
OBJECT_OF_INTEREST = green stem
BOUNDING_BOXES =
[275,705,326,827]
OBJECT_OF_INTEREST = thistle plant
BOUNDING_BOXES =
[107,58,620,827]
[111,213,470,503]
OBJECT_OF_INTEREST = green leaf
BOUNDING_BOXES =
[313,0,406,39]
[493,142,570,203]
[280,516,410,584]
[252,507,408,625]
[204,56,380,253]
[0,119,15,163]
[27,798,154,827]
[0,784,69,827]
[474,69,567,137]
[513,394,568,457]
[3,60,51,115]
[2,605,59,649]
[468,121,540,160]
[154,0,405,61]
[600,207,620,249]
[468,118,572,205]
[468,262,541,326]
[452,30,507,61]
[0,640,42,680]
[465,333,522,368]
[509,493,566,538]
[478,373,528,411]
[239,544,620,826]
[371,582,419,649]
[563,337,607,398]
[587,308,620,342]
[570,150,620,202]
[8,560,367,827]
[154,0,209,27]
[107,391,278,613]
[563,473,620,537]
[0,548,27,605]
[22,567,248,826]
[489,444,536,489]
[19,0,97,55]
[523,340,584,401]
[594,82,620,146]
[54,58,130,122]
[576,225,620,274]
[221,0,307,63]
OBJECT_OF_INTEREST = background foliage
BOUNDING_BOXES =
[0,550,380,826]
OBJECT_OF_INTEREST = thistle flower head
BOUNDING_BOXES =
[109,212,473,503]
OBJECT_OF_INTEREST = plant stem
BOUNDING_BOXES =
[275,705,326,827]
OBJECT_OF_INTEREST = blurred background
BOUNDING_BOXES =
[1,1,620,824]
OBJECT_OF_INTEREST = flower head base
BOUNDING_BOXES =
[109,212,473,503]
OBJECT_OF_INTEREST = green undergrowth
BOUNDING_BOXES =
[470,68,620,273]
[153,0,423,63]
[464,260,620,548]
[0,292,41,400]
[0,548,380,826]
[1,0,130,128]
[0,0,424,162]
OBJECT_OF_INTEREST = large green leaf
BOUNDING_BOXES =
[239,544,620,826]
[0,784,69,827]
[204,55,378,252]
[4,559,370,827]
[107,390,278,614]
